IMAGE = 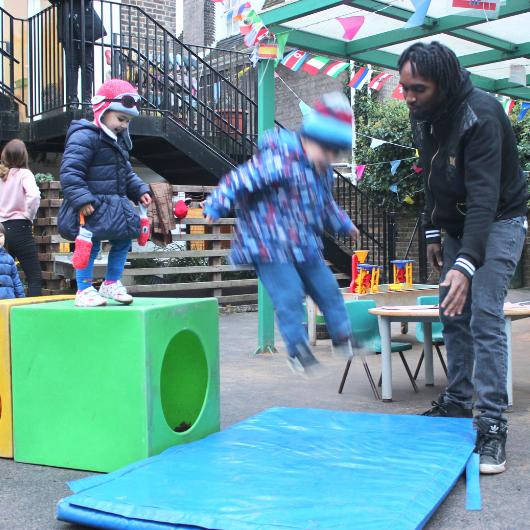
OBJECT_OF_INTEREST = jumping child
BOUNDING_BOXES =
[58,79,151,307]
[203,92,359,374]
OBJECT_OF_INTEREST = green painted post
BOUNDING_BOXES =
[256,59,277,355]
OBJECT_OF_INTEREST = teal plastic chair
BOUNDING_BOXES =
[339,300,418,400]
[413,295,448,380]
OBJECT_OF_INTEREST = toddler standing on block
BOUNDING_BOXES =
[203,92,359,374]
[58,79,151,307]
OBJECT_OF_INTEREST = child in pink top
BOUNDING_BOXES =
[0,139,42,296]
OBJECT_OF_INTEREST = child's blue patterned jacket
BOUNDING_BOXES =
[203,128,355,265]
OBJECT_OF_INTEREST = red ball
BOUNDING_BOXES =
[173,200,189,219]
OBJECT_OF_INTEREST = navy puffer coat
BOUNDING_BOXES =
[0,248,25,299]
[58,119,150,241]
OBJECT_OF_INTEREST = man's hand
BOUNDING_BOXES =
[427,243,443,272]
[440,269,469,317]
[80,203,95,216]
[140,193,152,206]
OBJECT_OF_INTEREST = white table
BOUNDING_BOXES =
[306,284,438,345]
[369,303,530,404]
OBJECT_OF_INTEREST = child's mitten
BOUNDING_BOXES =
[138,205,150,246]
[72,220,93,270]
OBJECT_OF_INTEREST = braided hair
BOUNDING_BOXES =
[398,42,463,101]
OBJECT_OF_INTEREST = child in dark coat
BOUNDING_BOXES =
[204,92,359,375]
[0,223,25,299]
[58,79,151,307]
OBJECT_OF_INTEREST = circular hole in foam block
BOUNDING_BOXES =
[160,330,208,433]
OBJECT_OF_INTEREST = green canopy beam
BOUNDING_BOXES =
[348,0,519,52]
[261,0,344,25]
[270,24,347,56]
[458,43,530,67]
[346,0,529,54]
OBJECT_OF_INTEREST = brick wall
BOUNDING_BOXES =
[182,0,215,46]
[124,0,176,33]
[274,64,348,131]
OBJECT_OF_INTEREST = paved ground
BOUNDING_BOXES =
[1,290,530,530]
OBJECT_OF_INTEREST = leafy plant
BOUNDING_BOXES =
[34,172,54,184]
[353,92,422,211]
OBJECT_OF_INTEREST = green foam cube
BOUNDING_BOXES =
[11,298,220,472]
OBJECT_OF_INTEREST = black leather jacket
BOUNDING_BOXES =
[412,71,527,277]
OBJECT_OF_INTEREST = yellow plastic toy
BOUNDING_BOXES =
[388,260,414,291]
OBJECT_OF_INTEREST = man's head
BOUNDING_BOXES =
[398,42,463,120]
[300,91,353,171]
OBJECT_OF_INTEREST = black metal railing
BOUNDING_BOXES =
[0,7,27,111]
[2,0,257,163]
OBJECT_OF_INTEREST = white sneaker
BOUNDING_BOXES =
[75,286,108,307]
[99,280,133,305]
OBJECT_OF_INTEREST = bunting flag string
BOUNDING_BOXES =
[368,72,394,91]
[281,49,309,71]
[302,55,331,75]
[392,84,405,100]
[323,61,350,78]
[348,66,372,89]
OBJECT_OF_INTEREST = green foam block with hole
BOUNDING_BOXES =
[10,298,220,472]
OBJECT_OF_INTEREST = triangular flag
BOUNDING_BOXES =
[390,160,401,175]
[274,32,289,67]
[348,66,372,89]
[517,102,530,122]
[404,0,432,28]
[368,72,393,91]
[389,183,398,193]
[323,61,350,78]
[392,84,405,100]
[415,149,420,158]
[355,165,366,180]
[302,55,331,75]
[299,101,312,116]
[337,16,365,40]
[281,49,308,71]
[243,9,260,24]
[370,138,386,149]
[403,196,415,205]
[412,163,424,174]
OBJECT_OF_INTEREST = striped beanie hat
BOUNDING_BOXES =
[301,91,353,151]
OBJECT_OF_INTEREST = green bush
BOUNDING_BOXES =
[353,92,530,211]
[354,92,422,211]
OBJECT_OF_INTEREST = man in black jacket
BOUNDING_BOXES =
[399,42,527,474]
[50,0,106,106]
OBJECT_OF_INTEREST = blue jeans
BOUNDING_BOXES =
[440,217,526,422]
[75,239,131,289]
[256,259,352,357]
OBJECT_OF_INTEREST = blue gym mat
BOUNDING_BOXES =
[57,407,480,530]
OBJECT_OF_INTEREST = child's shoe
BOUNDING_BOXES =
[287,343,321,377]
[75,286,107,307]
[99,280,133,305]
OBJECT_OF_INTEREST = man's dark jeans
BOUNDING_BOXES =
[440,216,526,422]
